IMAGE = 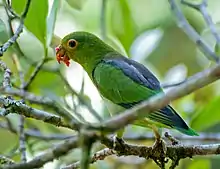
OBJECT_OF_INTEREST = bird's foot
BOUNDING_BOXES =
[164,132,179,145]
[152,137,167,155]
[148,124,168,168]
[148,124,167,153]
[112,135,125,150]
[151,138,168,169]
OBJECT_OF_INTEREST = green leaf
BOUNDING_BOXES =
[27,69,67,96]
[0,19,9,43]
[12,0,48,47]
[110,0,137,53]
[16,30,44,63]
[191,96,220,131]
[188,159,210,169]
[215,43,220,56]
[0,128,18,155]
[199,23,220,62]
[47,0,59,47]
[66,0,87,10]
[182,4,206,33]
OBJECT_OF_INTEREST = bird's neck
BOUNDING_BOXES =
[81,49,118,78]
[81,57,102,78]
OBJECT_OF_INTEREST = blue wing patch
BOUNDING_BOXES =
[102,54,162,91]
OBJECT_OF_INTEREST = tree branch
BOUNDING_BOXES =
[2,132,220,169]
[124,132,220,142]
[22,58,47,90]
[0,96,79,130]
[18,115,26,162]
[100,136,220,168]
[181,0,220,46]
[162,79,187,88]
[0,0,32,56]
[100,0,107,40]
[62,148,116,169]
[0,88,75,118]
[13,53,27,163]
[0,61,12,89]
[1,136,81,169]
[168,0,219,62]
[13,134,219,169]
[0,121,74,140]
[0,155,15,166]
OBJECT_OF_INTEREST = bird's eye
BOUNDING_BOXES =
[68,39,77,48]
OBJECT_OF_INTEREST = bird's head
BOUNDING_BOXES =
[55,31,114,67]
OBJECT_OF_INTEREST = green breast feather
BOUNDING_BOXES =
[93,62,158,105]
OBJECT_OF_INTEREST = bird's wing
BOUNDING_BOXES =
[92,54,162,106]
[102,55,162,91]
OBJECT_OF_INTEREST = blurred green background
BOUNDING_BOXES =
[1,0,220,168]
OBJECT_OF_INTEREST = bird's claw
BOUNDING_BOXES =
[151,138,168,169]
[152,138,167,155]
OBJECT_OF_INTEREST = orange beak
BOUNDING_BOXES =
[55,45,70,67]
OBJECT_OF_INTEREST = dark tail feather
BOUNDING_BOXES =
[148,105,199,136]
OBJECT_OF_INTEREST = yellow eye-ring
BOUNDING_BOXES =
[68,39,77,48]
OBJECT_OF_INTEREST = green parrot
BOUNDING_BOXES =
[55,31,198,137]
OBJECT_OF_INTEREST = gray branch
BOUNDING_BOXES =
[0,96,78,130]
[181,0,220,46]
[62,148,116,169]
[168,0,219,62]
[0,61,11,89]
[3,134,220,169]
[0,0,32,56]
[0,121,74,140]
[1,136,81,169]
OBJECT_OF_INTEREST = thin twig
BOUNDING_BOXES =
[1,119,220,143]
[0,95,79,130]
[0,155,15,166]
[4,0,19,18]
[62,148,116,169]
[164,132,179,145]
[59,72,102,122]
[168,0,219,62]
[1,136,82,169]
[4,1,47,68]
[80,131,96,169]
[1,88,55,106]
[1,87,76,122]
[181,0,220,47]
[100,0,107,40]
[3,2,30,65]
[0,121,75,140]
[162,79,187,88]
[0,61,12,89]
[18,115,26,162]
[124,132,220,142]
[13,54,27,162]
[0,0,32,56]
[23,58,47,90]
